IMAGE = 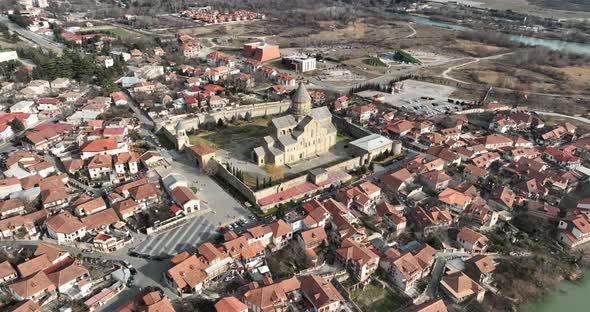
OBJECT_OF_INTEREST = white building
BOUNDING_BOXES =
[10,101,36,113]
[0,50,18,63]
[284,55,316,73]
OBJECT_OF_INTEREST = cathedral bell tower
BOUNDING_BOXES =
[292,82,312,121]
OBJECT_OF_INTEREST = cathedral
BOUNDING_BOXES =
[253,83,337,167]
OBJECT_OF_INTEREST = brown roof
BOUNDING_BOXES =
[300,275,344,309]
[75,197,106,215]
[171,186,198,205]
[300,227,327,247]
[242,276,301,312]
[465,255,496,274]
[248,224,272,238]
[143,291,175,312]
[6,300,41,312]
[34,244,68,263]
[440,272,483,300]
[87,154,112,169]
[80,208,120,230]
[17,255,51,277]
[215,296,248,312]
[80,138,117,152]
[129,183,159,201]
[45,211,85,234]
[20,175,42,190]
[0,261,17,279]
[0,198,24,214]
[268,219,292,238]
[166,254,208,290]
[336,238,379,266]
[197,242,228,263]
[408,299,447,312]
[47,263,89,288]
[457,227,488,245]
[8,271,56,299]
[113,198,141,216]
[115,178,148,194]
[188,144,216,157]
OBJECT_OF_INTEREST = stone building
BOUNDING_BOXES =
[253,83,337,167]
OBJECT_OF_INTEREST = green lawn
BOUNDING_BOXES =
[189,117,272,149]
[106,28,133,38]
[364,57,388,67]
[351,282,408,312]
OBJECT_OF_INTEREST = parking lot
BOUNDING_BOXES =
[132,215,215,257]
[357,79,465,116]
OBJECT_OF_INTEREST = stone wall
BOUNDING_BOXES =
[213,159,258,204]
[252,174,309,199]
[332,115,372,139]
[325,156,362,172]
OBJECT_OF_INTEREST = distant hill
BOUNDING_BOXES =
[528,0,590,12]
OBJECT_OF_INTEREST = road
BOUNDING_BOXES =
[440,52,514,84]
[132,215,215,257]
[536,111,590,125]
[0,15,64,54]
[405,23,417,38]
[123,90,155,128]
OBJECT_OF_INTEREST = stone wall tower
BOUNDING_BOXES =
[292,82,312,121]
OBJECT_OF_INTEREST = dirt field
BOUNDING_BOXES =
[450,0,590,19]
[449,58,590,97]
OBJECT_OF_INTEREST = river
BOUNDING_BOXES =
[387,12,590,55]
[522,271,590,312]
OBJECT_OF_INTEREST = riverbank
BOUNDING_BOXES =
[522,270,590,312]
[385,11,590,55]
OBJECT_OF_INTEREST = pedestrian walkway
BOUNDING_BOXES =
[133,216,215,256]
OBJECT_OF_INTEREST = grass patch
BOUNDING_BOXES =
[337,131,354,142]
[155,129,176,150]
[364,57,387,67]
[541,115,590,136]
[351,282,407,312]
[106,28,133,38]
[188,117,272,149]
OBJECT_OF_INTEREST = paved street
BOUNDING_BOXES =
[132,215,215,257]
[155,151,253,227]
[0,15,64,53]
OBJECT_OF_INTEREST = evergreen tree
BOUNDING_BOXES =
[10,118,25,132]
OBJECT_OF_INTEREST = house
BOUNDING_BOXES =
[8,271,56,302]
[335,238,380,284]
[0,198,25,219]
[46,263,90,293]
[558,212,590,248]
[110,91,128,106]
[80,208,120,232]
[187,144,216,169]
[80,138,127,159]
[0,261,17,284]
[300,275,344,312]
[215,296,248,312]
[129,183,160,208]
[465,255,496,284]
[380,244,436,292]
[113,198,141,220]
[348,104,377,124]
[74,196,107,216]
[375,202,406,234]
[457,227,489,252]
[463,164,488,183]
[0,177,23,199]
[242,276,301,312]
[488,186,515,211]
[407,299,447,312]
[420,170,452,193]
[170,186,200,214]
[527,200,560,221]
[298,226,328,253]
[268,219,293,251]
[440,272,485,303]
[438,188,472,213]
[45,211,87,243]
